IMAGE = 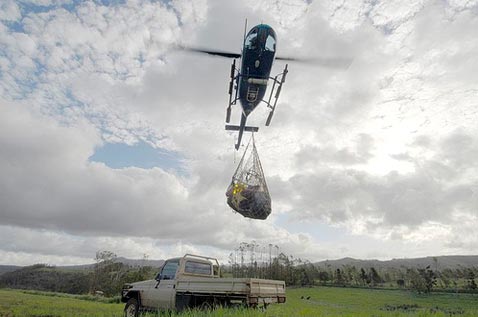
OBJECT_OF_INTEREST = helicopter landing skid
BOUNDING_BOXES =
[264,63,288,126]
[226,59,239,123]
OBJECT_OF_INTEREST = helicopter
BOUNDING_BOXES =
[186,22,351,150]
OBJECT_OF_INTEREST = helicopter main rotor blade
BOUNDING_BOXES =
[180,46,241,59]
[275,56,353,69]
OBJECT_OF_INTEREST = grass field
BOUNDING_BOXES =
[1,287,477,317]
[0,289,123,317]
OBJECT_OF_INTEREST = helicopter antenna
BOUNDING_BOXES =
[242,18,248,54]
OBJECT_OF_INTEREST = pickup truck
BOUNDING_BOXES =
[121,254,286,316]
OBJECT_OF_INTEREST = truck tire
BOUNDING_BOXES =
[199,300,213,311]
[124,298,139,317]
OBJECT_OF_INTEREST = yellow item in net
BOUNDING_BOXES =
[232,183,246,195]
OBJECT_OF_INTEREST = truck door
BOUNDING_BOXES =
[143,260,179,310]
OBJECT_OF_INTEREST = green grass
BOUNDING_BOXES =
[1,287,477,317]
[18,290,122,304]
[266,286,478,317]
[0,289,123,317]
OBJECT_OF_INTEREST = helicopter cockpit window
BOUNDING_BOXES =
[245,30,258,50]
[265,35,276,52]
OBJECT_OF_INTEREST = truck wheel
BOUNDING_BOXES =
[200,300,213,311]
[124,298,139,317]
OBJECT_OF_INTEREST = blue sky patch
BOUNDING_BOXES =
[4,21,25,33]
[90,141,184,172]
[12,0,125,19]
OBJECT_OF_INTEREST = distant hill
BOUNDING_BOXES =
[0,264,90,294]
[0,258,164,295]
[315,255,478,270]
[0,257,165,273]
[4,255,476,275]
[115,257,164,268]
[0,265,21,276]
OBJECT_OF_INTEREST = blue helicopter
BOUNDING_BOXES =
[188,22,351,150]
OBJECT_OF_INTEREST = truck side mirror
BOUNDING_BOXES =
[154,273,162,289]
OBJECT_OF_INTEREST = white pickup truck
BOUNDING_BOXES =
[121,254,286,316]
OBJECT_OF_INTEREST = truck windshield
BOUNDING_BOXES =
[184,261,212,275]
[160,260,179,280]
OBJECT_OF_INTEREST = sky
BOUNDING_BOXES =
[0,0,477,266]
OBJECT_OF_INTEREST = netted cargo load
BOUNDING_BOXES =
[226,137,271,220]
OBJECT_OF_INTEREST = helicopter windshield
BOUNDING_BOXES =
[265,35,276,52]
[245,29,258,50]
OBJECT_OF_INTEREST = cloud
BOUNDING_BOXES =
[276,129,478,242]
[1,0,478,266]
[0,99,183,236]
[0,0,21,22]
[0,99,329,264]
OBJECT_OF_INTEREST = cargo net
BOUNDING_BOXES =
[226,136,271,220]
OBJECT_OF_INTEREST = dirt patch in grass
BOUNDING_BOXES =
[429,306,465,315]
[381,304,420,312]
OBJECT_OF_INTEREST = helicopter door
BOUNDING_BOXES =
[265,34,276,52]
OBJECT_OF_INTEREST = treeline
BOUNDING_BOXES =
[0,264,90,294]
[226,242,478,294]
[0,251,157,297]
[310,264,478,293]
[2,248,477,297]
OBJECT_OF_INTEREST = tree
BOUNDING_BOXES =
[295,266,312,286]
[408,266,436,294]
[91,250,128,296]
[420,266,437,293]
[335,269,344,286]
[433,257,438,272]
[342,265,354,286]
[318,271,329,285]
[369,267,382,287]
[467,269,477,292]
[407,268,425,293]
[396,279,405,288]
[360,268,368,286]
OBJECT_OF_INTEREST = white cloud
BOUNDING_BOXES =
[0,0,21,22]
[0,99,332,263]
